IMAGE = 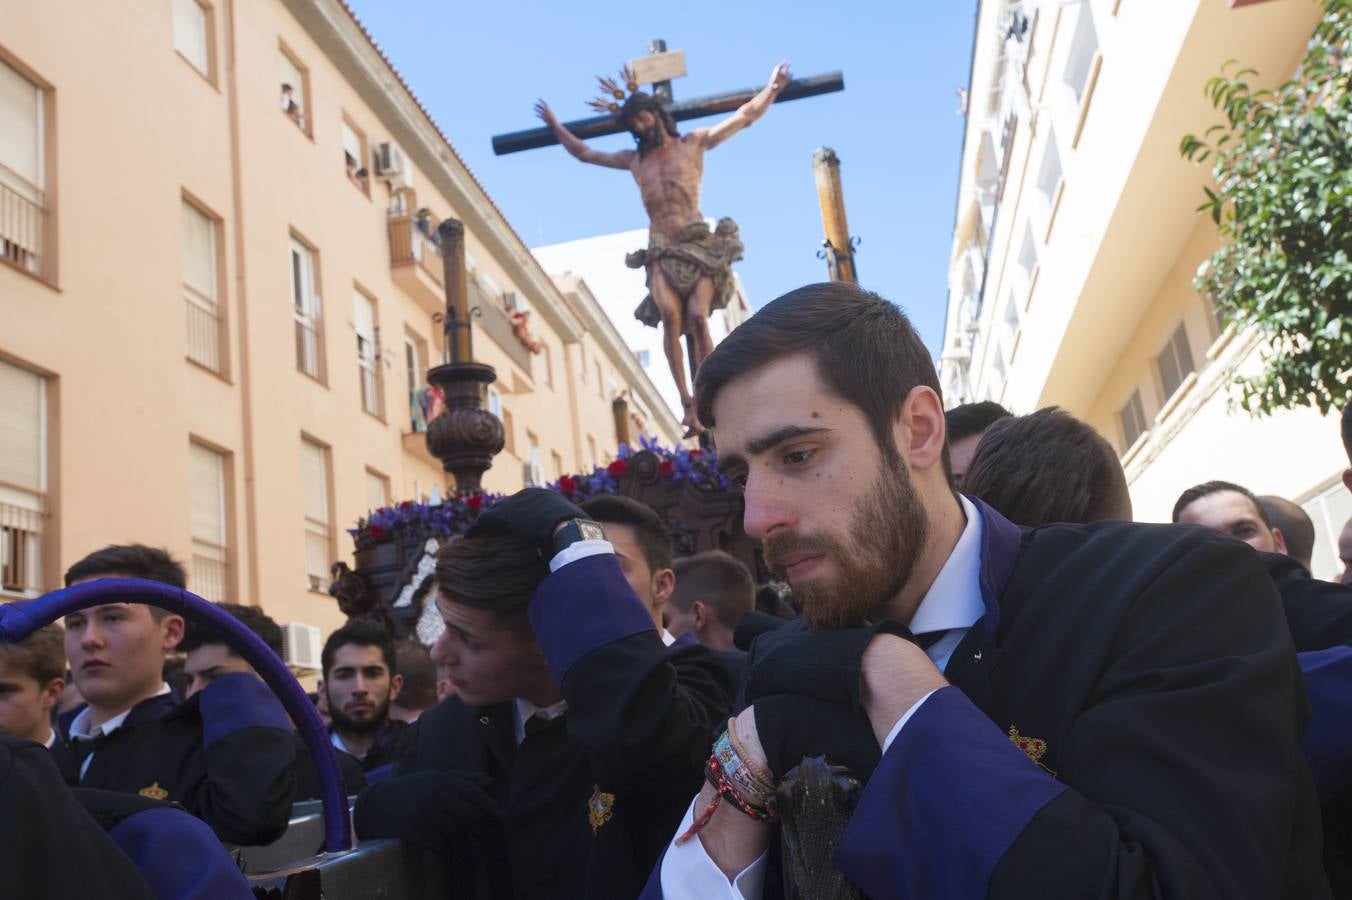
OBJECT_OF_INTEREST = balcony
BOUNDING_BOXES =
[0,166,47,280]
[1,498,45,598]
[185,290,224,374]
[191,542,227,604]
[389,213,445,316]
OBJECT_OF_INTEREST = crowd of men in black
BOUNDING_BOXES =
[5,282,1352,899]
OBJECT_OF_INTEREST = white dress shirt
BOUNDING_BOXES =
[68,682,173,779]
[660,496,987,899]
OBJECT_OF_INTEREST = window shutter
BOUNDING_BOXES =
[188,443,225,544]
[365,471,388,512]
[181,201,216,301]
[0,361,43,490]
[301,439,329,525]
[341,122,363,164]
[352,292,375,349]
[172,0,209,75]
[278,53,304,112]
[0,60,40,189]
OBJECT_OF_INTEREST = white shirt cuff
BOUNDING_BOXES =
[659,797,768,900]
[880,688,941,755]
[548,538,614,572]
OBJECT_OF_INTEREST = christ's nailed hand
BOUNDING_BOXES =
[770,60,791,91]
[534,100,557,126]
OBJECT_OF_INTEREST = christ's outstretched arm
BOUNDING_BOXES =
[535,100,636,170]
[696,61,792,150]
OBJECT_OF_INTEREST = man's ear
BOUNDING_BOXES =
[40,677,64,714]
[1272,527,1289,556]
[691,600,709,631]
[388,673,403,705]
[894,386,947,475]
[161,615,185,652]
[652,568,675,610]
[1343,468,1352,496]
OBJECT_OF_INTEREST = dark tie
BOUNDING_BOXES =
[913,630,948,651]
[524,713,560,739]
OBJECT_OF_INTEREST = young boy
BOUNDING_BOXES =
[0,622,65,748]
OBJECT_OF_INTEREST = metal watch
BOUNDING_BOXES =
[552,518,607,556]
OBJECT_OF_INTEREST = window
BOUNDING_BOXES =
[300,438,331,591]
[1302,480,1352,582]
[1036,128,1063,222]
[341,118,368,193]
[595,361,604,398]
[502,407,516,455]
[0,360,46,597]
[405,334,428,432]
[525,431,541,484]
[182,198,223,373]
[1118,389,1148,451]
[0,58,47,276]
[1016,223,1038,297]
[353,290,380,416]
[365,468,390,512]
[637,350,650,368]
[172,0,211,79]
[1003,290,1020,339]
[1156,323,1195,403]
[278,47,310,134]
[290,237,323,380]
[188,442,227,603]
[551,451,564,480]
[1063,4,1100,102]
[486,385,502,418]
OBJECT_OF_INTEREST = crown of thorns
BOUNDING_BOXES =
[586,65,641,115]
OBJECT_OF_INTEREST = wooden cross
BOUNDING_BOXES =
[491,40,844,155]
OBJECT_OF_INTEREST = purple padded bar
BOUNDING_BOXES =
[0,578,352,853]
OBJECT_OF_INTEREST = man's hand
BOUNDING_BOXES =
[769,60,791,92]
[744,620,911,713]
[464,488,585,557]
[354,771,504,850]
[534,99,559,128]
[860,634,948,746]
[751,695,882,782]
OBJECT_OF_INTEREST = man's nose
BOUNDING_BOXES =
[430,632,449,665]
[741,472,797,541]
[79,622,104,649]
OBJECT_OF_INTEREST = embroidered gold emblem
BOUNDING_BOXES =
[588,785,615,834]
[138,782,169,801]
[1008,726,1056,776]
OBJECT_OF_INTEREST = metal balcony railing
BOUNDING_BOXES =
[0,165,46,278]
[1,499,44,597]
[185,289,223,373]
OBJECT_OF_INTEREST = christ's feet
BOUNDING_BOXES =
[681,398,705,439]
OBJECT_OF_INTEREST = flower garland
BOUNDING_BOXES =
[347,437,728,551]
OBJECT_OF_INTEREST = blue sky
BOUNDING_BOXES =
[345,1,977,355]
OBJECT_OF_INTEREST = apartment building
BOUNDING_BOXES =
[0,0,679,641]
[939,0,1350,578]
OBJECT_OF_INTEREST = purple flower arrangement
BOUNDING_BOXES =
[347,438,728,550]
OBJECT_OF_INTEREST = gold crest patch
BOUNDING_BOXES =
[138,782,169,801]
[1008,726,1056,776]
[588,786,615,834]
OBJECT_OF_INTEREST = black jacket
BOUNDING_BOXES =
[1264,552,1352,651]
[357,553,734,899]
[52,672,296,845]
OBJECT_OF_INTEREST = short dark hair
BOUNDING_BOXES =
[945,402,1013,443]
[393,640,437,712]
[435,534,549,617]
[580,495,673,572]
[1172,480,1270,526]
[322,618,397,679]
[1259,496,1315,568]
[0,623,64,685]
[670,551,755,629]
[961,407,1130,527]
[695,282,949,477]
[1342,404,1352,465]
[177,603,285,658]
[64,544,186,621]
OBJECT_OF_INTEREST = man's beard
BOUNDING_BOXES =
[764,460,930,630]
[328,694,390,736]
[632,125,665,157]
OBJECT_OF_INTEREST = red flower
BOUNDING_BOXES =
[369,524,388,542]
[607,459,628,478]
[399,500,414,511]
[466,494,484,512]
[687,449,702,459]
[558,476,577,495]
[659,460,675,478]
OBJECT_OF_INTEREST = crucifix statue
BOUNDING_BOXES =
[532,56,793,437]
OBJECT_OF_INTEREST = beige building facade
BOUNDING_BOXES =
[0,0,679,645]
[941,0,1350,579]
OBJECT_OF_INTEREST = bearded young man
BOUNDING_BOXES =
[649,282,1329,898]
[321,619,410,776]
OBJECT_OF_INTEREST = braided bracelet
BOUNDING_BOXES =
[676,732,778,844]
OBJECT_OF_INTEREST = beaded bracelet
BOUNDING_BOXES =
[716,726,777,802]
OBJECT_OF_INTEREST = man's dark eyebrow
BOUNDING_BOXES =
[716,425,832,473]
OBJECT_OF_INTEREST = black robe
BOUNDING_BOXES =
[356,553,734,899]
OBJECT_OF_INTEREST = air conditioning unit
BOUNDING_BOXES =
[523,461,545,487]
[373,142,407,181]
[283,621,323,672]
[503,291,525,313]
